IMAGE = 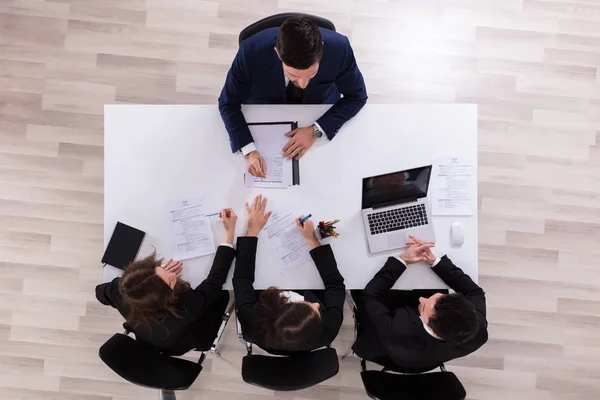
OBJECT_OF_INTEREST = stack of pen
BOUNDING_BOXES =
[319,219,340,239]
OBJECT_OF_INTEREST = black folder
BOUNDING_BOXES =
[247,121,300,185]
[101,222,146,270]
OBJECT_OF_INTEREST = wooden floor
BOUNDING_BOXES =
[1,0,600,399]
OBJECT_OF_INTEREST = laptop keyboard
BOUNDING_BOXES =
[368,204,428,235]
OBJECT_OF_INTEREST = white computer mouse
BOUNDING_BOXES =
[450,222,464,247]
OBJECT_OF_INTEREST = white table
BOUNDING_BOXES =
[104,104,477,290]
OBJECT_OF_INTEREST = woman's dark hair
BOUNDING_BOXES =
[119,252,190,333]
[276,16,323,70]
[253,287,323,351]
[428,293,479,344]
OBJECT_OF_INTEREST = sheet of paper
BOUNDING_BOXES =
[244,123,293,188]
[431,155,476,216]
[259,209,311,275]
[166,196,216,260]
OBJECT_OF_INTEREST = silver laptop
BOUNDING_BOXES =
[361,165,435,254]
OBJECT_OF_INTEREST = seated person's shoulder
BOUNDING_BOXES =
[473,318,489,345]
[240,27,279,55]
[320,29,351,55]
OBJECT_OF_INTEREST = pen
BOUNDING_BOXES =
[259,157,265,177]
[324,219,340,228]
[206,210,231,218]
[299,214,312,224]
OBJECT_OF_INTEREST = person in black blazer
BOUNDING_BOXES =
[95,208,238,356]
[233,194,346,354]
[352,235,488,371]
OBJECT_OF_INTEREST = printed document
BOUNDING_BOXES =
[166,196,216,260]
[244,124,292,188]
[259,209,311,275]
[431,155,476,216]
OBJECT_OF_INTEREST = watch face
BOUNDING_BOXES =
[313,126,323,138]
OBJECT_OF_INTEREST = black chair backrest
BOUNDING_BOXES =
[238,12,336,45]
[361,370,466,400]
[241,347,339,391]
[99,333,202,391]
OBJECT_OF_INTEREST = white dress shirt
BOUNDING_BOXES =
[240,74,326,156]
[281,290,304,303]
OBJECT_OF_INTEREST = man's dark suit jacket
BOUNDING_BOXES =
[218,27,368,152]
[233,236,345,355]
[352,256,488,371]
[95,246,235,356]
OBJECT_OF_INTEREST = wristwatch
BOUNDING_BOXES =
[312,124,323,139]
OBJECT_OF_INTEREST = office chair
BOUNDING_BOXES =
[100,299,234,399]
[348,290,466,399]
[238,12,336,45]
[236,315,340,391]
[210,299,235,356]
[99,332,205,400]
[360,359,466,400]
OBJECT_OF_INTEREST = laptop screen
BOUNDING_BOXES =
[362,165,432,210]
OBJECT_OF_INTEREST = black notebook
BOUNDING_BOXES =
[247,121,300,185]
[102,222,146,270]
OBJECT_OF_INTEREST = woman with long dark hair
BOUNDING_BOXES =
[95,208,238,355]
[234,195,346,353]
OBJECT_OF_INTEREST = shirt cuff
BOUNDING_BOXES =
[219,242,234,249]
[313,122,326,139]
[394,256,407,266]
[395,256,441,267]
[240,142,257,156]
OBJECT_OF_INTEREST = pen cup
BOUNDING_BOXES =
[317,225,334,241]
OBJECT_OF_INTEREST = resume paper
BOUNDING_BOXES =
[166,196,216,260]
[244,123,293,188]
[431,155,476,216]
[259,209,311,275]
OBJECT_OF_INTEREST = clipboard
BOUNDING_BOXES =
[247,121,300,185]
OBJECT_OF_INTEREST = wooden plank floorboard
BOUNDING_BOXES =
[1,0,599,398]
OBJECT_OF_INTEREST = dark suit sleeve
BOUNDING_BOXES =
[95,278,121,308]
[432,256,487,326]
[315,37,367,138]
[310,245,345,340]
[361,257,407,346]
[186,245,236,319]
[218,44,254,152]
[232,237,259,327]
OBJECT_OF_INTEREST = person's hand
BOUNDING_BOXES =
[162,259,183,276]
[245,194,272,236]
[219,208,237,243]
[405,235,437,265]
[296,216,320,249]
[246,150,267,178]
[399,242,435,265]
[283,126,315,159]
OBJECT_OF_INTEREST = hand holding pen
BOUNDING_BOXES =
[296,214,320,249]
[206,208,237,244]
[246,150,267,178]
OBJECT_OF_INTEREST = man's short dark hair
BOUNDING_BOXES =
[428,293,479,344]
[276,16,323,70]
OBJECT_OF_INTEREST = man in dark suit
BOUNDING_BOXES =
[218,16,368,177]
[352,236,488,371]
